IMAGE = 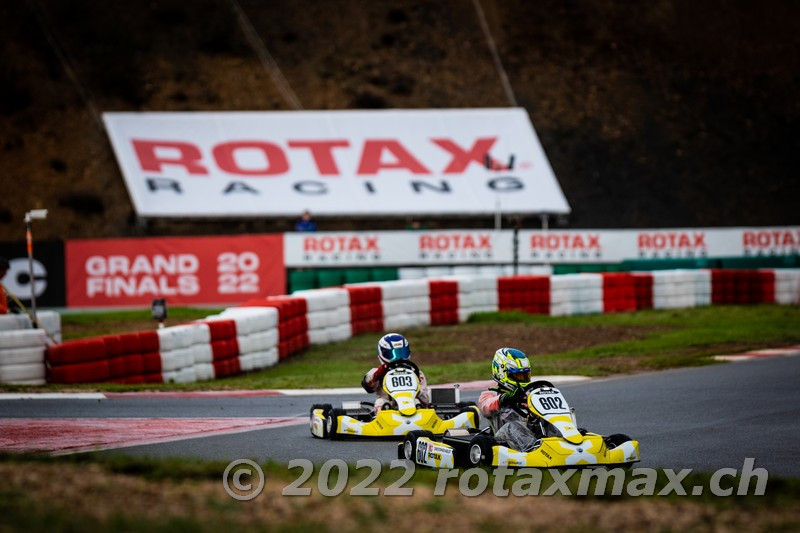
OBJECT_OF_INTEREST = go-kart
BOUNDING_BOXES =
[310,360,480,439]
[398,380,640,468]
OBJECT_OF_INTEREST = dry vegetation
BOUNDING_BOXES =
[3,460,800,532]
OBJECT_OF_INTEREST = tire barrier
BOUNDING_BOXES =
[346,285,384,336]
[33,268,800,385]
[429,280,459,326]
[454,275,498,322]
[499,275,549,315]
[0,313,59,385]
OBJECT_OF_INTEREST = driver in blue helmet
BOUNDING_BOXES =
[361,333,431,411]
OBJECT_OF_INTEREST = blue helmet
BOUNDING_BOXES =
[378,333,411,364]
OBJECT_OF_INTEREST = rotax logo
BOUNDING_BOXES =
[418,233,493,261]
[301,235,381,263]
[742,229,800,256]
[637,231,707,259]
[527,233,602,260]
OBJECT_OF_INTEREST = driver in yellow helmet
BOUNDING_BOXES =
[478,347,538,451]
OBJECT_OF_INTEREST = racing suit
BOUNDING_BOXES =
[361,364,431,411]
[479,389,538,452]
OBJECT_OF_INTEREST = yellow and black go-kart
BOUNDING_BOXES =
[398,380,640,468]
[310,361,480,439]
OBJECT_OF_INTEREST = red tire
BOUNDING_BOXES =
[47,339,106,366]
[49,360,110,384]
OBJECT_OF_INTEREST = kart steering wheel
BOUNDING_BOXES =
[524,379,555,391]
[384,359,421,376]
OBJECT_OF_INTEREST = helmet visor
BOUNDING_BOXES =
[385,345,410,362]
[507,368,530,383]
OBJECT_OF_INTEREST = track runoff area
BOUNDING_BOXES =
[2,351,799,495]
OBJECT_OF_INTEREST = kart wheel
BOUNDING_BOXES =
[310,404,333,438]
[604,433,633,449]
[401,430,434,462]
[310,403,333,415]
[326,408,346,440]
[463,435,496,467]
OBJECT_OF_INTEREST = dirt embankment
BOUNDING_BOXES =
[1,1,798,241]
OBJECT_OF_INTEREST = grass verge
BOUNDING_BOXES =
[5,304,799,392]
[0,453,798,532]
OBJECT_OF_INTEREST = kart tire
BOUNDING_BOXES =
[463,435,496,468]
[604,433,633,449]
[310,404,333,438]
[326,408,346,440]
[401,430,435,462]
[310,403,333,416]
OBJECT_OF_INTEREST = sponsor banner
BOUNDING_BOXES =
[741,227,800,256]
[285,227,800,266]
[284,230,511,267]
[0,241,66,307]
[524,227,800,263]
[66,235,284,308]
[103,108,570,217]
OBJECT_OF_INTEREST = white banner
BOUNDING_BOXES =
[284,226,800,266]
[285,230,512,267]
[103,109,570,218]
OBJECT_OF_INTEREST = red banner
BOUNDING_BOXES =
[66,235,285,307]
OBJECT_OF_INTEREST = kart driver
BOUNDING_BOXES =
[361,333,431,412]
[478,347,538,452]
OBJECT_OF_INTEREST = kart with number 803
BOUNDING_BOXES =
[310,360,480,439]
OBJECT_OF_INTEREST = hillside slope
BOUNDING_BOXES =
[1,0,797,240]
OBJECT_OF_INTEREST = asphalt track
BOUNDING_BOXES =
[2,356,799,477]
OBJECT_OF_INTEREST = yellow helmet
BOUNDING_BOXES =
[491,348,531,392]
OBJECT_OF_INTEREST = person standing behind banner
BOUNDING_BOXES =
[0,257,9,314]
[295,210,317,232]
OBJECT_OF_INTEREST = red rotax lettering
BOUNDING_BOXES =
[638,232,706,249]
[692,232,706,247]
[419,233,492,251]
[431,137,498,173]
[133,140,208,175]
[302,235,380,253]
[364,236,379,251]
[530,233,601,250]
[743,230,800,248]
[288,140,349,175]
[212,141,289,175]
[357,140,431,175]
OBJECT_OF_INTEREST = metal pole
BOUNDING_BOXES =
[24,214,37,327]
[513,225,519,276]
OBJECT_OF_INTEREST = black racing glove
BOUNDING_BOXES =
[499,385,526,407]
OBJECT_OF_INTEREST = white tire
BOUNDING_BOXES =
[0,346,46,365]
[0,315,32,331]
[0,330,47,349]
[0,363,46,382]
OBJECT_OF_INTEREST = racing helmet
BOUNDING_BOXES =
[491,348,531,391]
[378,333,411,365]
